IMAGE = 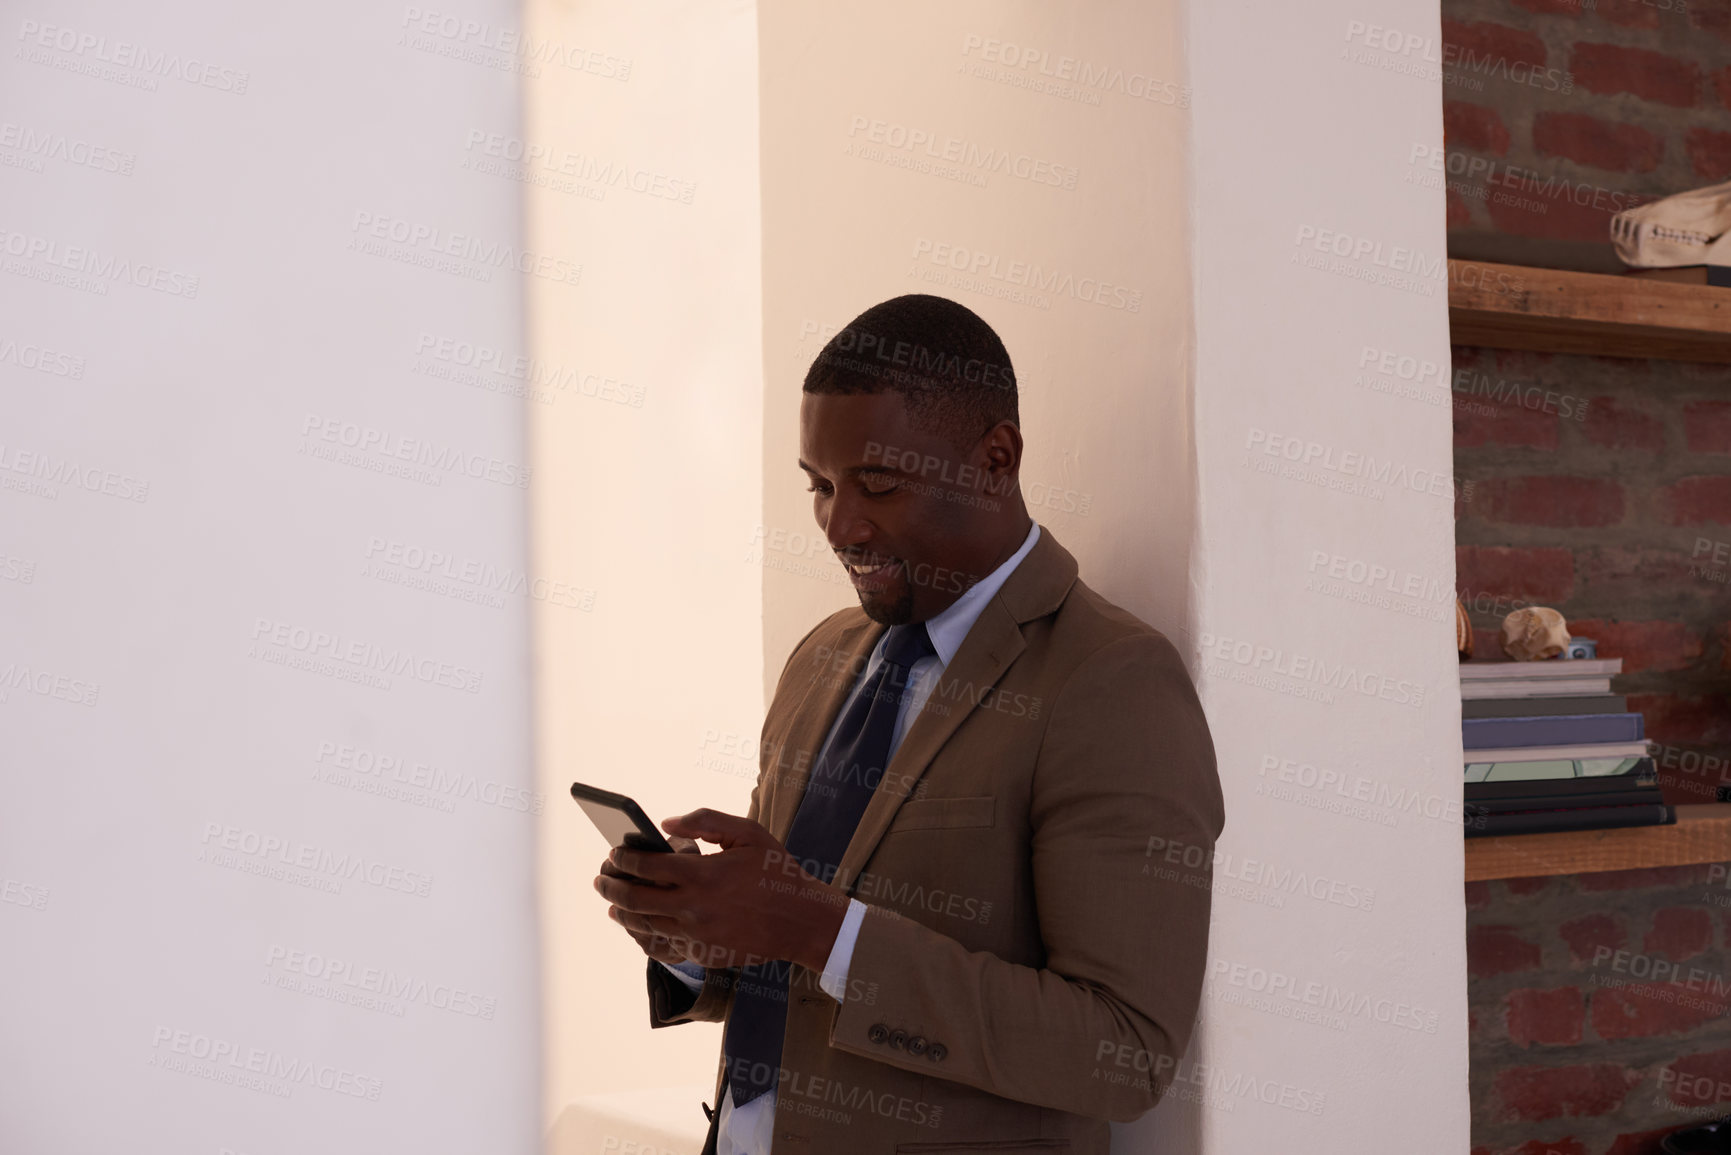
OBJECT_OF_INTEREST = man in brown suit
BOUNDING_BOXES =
[595,295,1223,1154]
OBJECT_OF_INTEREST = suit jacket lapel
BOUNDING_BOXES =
[834,528,1080,891]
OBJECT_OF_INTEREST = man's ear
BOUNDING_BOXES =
[977,420,1023,478]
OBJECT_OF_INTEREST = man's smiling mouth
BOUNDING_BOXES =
[841,555,902,587]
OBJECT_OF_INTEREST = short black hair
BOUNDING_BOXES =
[802,294,1018,450]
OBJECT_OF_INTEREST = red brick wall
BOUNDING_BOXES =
[1468,865,1731,1154]
[1445,0,1731,804]
[1441,0,1731,273]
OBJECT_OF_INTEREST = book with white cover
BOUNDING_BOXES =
[1464,741,1650,765]
[1461,677,1613,699]
[1464,756,1646,784]
[1458,659,1623,680]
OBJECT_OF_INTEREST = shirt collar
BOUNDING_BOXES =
[919,520,1041,668]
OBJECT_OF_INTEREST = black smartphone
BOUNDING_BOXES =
[571,782,676,858]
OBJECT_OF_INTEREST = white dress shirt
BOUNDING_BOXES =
[662,520,1041,1155]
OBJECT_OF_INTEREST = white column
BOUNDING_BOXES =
[1165,0,1470,1149]
[0,3,540,1150]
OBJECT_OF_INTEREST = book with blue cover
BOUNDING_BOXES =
[1463,713,1645,749]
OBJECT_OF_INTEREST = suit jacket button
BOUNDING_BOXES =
[867,1023,889,1045]
[888,1029,908,1050]
[928,1043,948,1062]
[907,1036,928,1056]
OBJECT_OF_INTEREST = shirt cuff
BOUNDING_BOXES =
[818,899,868,1002]
[657,958,705,992]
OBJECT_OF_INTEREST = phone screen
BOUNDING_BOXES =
[571,783,675,854]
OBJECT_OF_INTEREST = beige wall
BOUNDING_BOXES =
[756,3,1208,1149]
[526,0,765,1133]
[758,0,1199,684]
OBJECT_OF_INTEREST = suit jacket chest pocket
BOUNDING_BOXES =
[885,795,996,833]
[866,795,1007,947]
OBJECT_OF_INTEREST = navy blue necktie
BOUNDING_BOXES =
[722,621,937,1108]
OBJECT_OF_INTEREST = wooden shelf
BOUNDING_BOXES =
[1465,805,1731,881]
[1448,259,1731,363]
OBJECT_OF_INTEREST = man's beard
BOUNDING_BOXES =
[859,568,914,625]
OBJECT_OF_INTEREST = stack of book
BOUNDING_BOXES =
[1461,658,1673,837]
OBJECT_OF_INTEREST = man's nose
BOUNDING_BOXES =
[820,489,872,554]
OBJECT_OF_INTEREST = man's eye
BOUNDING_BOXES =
[861,477,899,496]
[805,483,831,495]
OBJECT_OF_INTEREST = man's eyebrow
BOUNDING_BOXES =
[797,459,898,476]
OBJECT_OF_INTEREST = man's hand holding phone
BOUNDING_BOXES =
[592,809,850,975]
[598,834,700,966]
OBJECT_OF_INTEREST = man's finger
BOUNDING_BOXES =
[610,906,665,939]
[661,808,772,849]
[611,907,684,944]
[611,846,692,884]
[594,872,679,916]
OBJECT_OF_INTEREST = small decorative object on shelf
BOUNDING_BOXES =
[1500,606,1571,662]
[1456,598,1473,660]
[1562,637,1598,660]
[1610,178,1731,269]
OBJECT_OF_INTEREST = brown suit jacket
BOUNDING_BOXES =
[648,527,1224,1154]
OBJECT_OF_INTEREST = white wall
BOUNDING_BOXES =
[0,4,540,1151]
[1166,0,1471,1151]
